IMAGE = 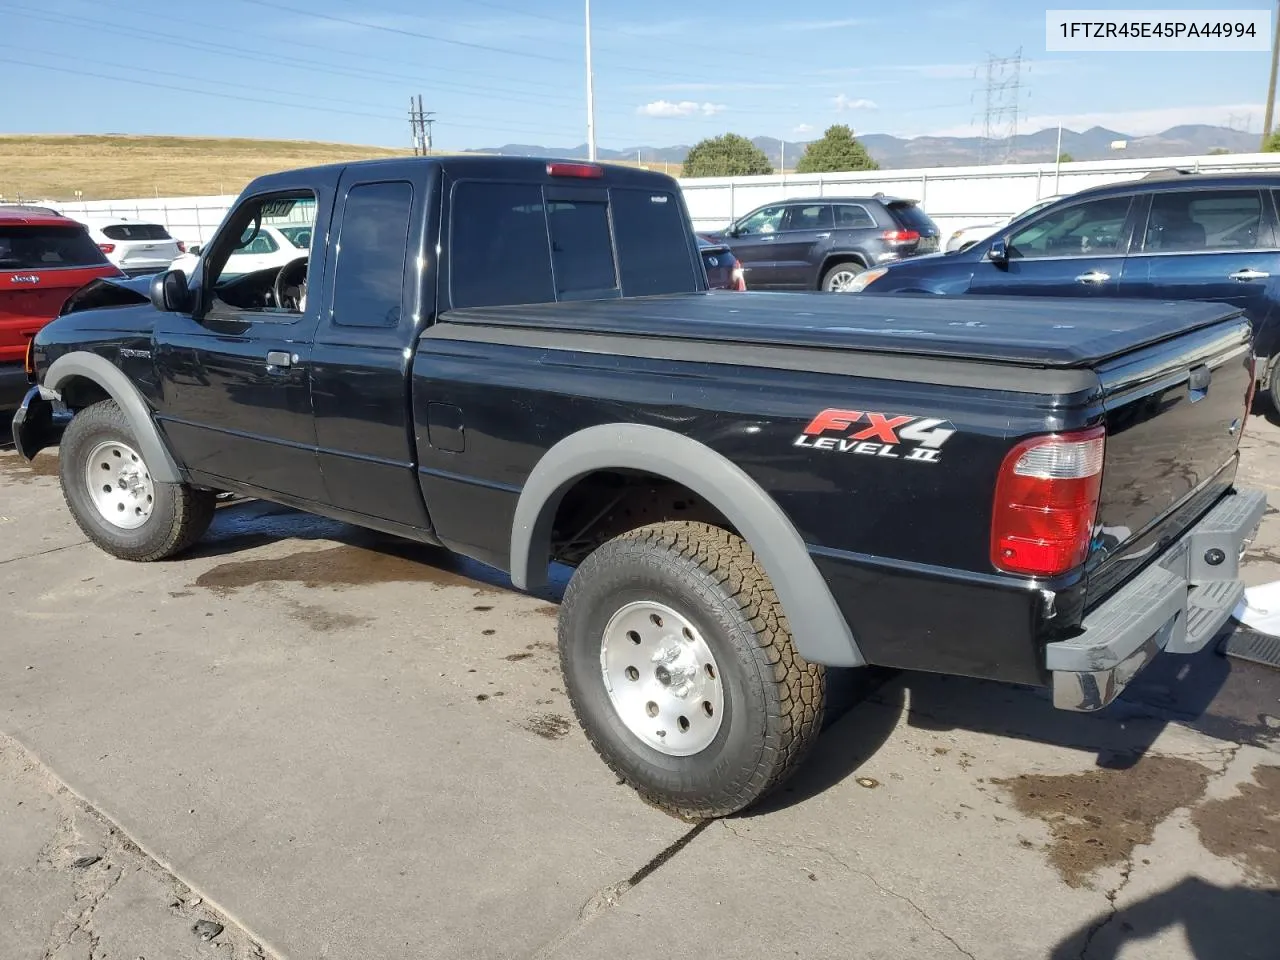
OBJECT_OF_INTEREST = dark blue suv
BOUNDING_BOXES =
[851,171,1280,406]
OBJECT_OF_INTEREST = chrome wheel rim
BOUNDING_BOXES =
[85,440,154,530]
[600,601,724,756]
[827,269,861,291]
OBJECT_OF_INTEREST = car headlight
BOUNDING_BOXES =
[847,267,888,293]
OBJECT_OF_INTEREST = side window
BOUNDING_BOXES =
[1144,190,1268,253]
[1008,196,1133,259]
[834,204,876,229]
[330,181,413,328]
[450,182,555,309]
[736,205,785,235]
[785,204,834,231]
[205,189,317,319]
[546,198,618,298]
[611,187,699,296]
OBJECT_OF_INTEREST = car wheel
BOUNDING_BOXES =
[558,521,826,819]
[58,399,215,561]
[822,261,866,292]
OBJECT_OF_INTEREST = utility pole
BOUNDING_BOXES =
[408,96,435,156]
[1262,0,1280,148]
[1053,122,1063,194]
[585,0,597,161]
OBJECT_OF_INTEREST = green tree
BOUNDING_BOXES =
[794,124,879,173]
[1058,152,1074,163]
[1262,131,1280,152]
[681,134,773,177]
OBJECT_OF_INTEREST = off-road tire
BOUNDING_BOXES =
[821,260,865,292]
[59,400,215,561]
[1267,357,1280,416]
[558,521,825,818]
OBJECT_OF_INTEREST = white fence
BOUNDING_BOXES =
[35,151,1280,249]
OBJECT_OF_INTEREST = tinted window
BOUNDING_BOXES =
[277,225,313,248]
[547,199,618,298]
[238,232,278,255]
[450,182,555,308]
[887,202,936,233]
[612,187,698,295]
[101,223,171,241]
[834,204,876,229]
[0,225,109,269]
[786,204,833,231]
[736,204,785,235]
[1144,190,1267,252]
[1008,196,1132,259]
[331,181,413,328]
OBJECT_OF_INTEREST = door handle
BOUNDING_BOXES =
[1075,270,1111,284]
[265,350,293,371]
[1229,268,1270,281]
[815,232,831,239]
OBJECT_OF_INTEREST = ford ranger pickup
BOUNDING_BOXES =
[10,156,1266,817]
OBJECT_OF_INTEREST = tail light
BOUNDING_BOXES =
[177,240,186,254]
[547,161,604,179]
[991,426,1106,577]
[98,243,116,254]
[882,229,920,244]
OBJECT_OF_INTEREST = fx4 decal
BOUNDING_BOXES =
[793,408,957,464]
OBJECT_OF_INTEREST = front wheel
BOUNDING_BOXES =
[558,521,826,819]
[59,400,215,561]
[822,261,865,292]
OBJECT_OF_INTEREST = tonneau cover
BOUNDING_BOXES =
[443,292,1243,368]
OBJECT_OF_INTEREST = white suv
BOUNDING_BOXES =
[75,216,185,277]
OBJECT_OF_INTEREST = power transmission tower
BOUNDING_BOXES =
[977,48,1024,164]
[408,96,435,155]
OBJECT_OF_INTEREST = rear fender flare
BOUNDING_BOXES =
[42,351,182,484]
[509,423,864,667]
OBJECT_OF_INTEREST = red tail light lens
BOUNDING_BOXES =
[98,243,116,254]
[882,229,920,244]
[991,426,1106,577]
[547,161,604,179]
[177,240,187,254]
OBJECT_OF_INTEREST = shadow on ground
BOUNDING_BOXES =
[1050,877,1280,960]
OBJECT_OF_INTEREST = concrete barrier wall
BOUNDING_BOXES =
[40,151,1280,249]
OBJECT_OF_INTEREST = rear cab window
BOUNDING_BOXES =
[448,178,699,308]
[0,225,110,270]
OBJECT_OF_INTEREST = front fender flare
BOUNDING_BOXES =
[509,423,864,667]
[42,351,182,484]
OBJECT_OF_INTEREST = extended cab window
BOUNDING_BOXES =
[331,181,413,327]
[1007,196,1132,259]
[612,188,699,295]
[1144,190,1269,252]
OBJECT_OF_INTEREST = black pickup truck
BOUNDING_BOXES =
[11,156,1266,817]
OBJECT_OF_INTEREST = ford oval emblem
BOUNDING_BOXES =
[10,274,39,284]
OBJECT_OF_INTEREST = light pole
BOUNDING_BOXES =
[585,0,597,161]
[1263,0,1280,148]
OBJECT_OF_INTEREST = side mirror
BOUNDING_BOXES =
[150,270,191,313]
[188,244,203,256]
[987,238,1009,263]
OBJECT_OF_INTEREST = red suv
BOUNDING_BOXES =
[1,206,122,409]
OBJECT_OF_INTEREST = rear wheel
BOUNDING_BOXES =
[822,261,865,292]
[558,521,825,818]
[59,400,215,561]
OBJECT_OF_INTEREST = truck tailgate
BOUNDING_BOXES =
[1085,314,1254,605]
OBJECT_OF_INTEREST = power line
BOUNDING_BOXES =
[976,48,1024,164]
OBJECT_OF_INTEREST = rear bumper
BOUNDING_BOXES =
[0,362,31,411]
[1048,487,1266,711]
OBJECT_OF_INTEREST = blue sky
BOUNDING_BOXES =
[0,0,1273,149]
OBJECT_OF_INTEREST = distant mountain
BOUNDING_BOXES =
[472,124,1260,169]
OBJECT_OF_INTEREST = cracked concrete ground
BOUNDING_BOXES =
[1,415,1279,959]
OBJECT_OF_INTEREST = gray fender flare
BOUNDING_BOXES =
[509,423,864,667]
[43,352,183,484]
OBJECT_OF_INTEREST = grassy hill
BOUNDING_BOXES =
[0,134,677,202]
[0,134,413,201]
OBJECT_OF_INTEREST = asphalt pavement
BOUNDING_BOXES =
[1,411,1278,960]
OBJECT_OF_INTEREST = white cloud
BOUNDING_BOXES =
[793,123,815,135]
[782,18,866,30]
[832,94,877,112]
[923,103,1264,139]
[638,100,727,118]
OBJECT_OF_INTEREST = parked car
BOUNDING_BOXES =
[169,222,312,278]
[12,157,1263,819]
[705,195,941,291]
[944,194,1069,253]
[848,171,1280,408]
[75,216,185,277]
[0,205,121,409]
[697,235,746,290]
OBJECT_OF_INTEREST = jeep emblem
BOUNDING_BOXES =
[9,274,39,284]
